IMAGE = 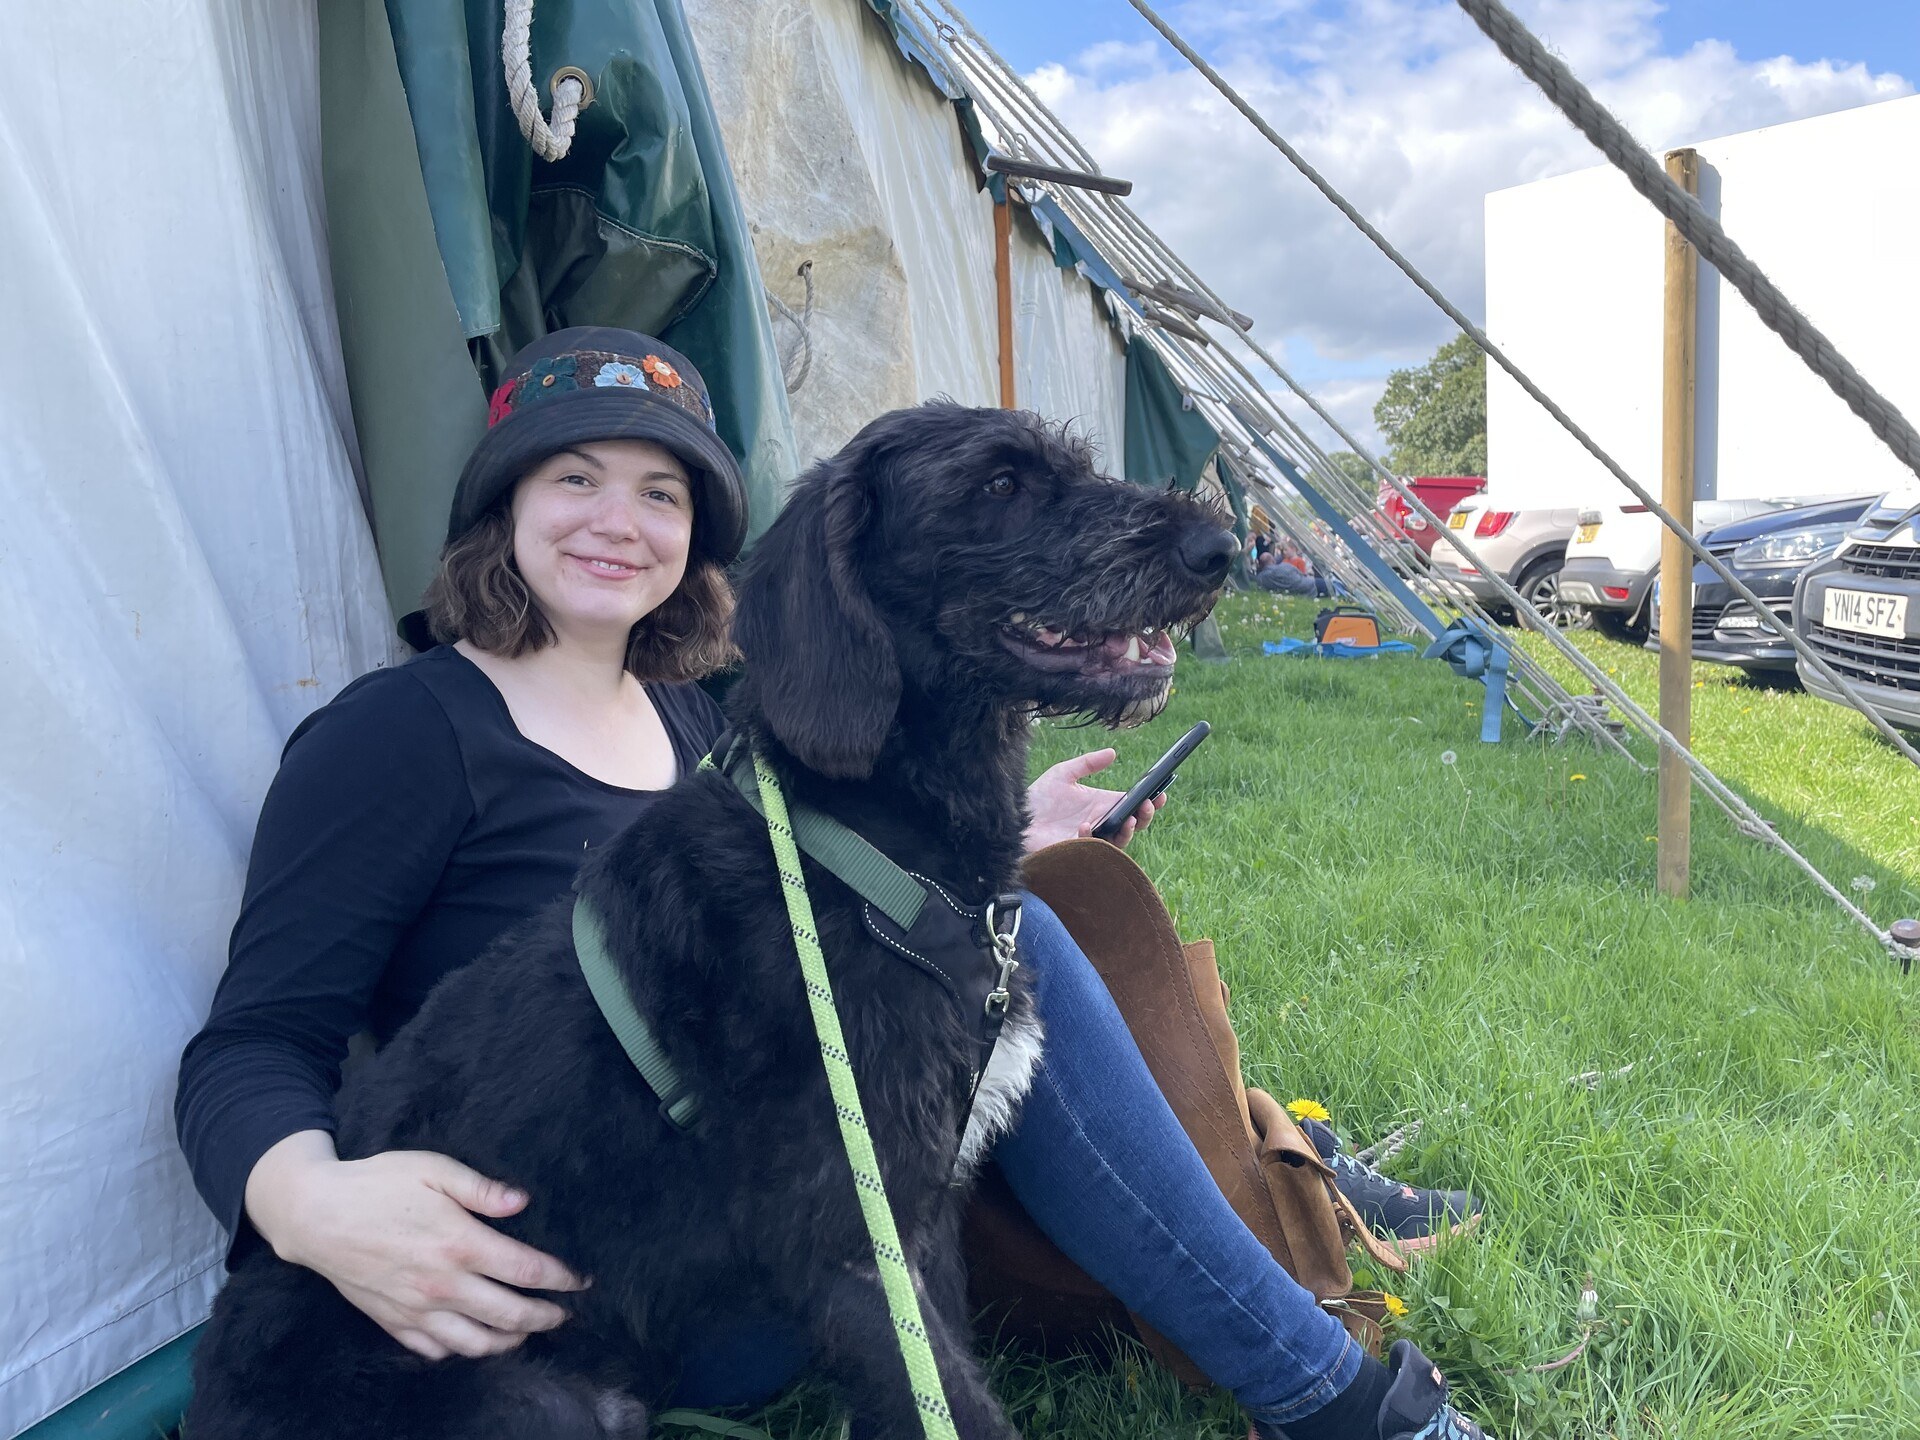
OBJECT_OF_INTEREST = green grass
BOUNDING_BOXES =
[1517,620,1920,905]
[733,592,1920,1439]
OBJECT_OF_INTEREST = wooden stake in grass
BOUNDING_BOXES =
[1658,148,1700,900]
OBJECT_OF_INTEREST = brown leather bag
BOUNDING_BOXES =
[964,839,1403,1382]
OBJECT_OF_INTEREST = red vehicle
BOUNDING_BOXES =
[1377,476,1485,560]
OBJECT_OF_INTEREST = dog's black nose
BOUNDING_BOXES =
[1177,526,1237,582]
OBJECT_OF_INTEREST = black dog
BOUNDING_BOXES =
[185,404,1235,1439]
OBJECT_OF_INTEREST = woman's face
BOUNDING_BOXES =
[509,439,695,646]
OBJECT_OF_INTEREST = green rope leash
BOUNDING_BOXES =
[751,750,961,1440]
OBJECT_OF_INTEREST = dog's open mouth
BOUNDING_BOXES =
[996,615,1180,678]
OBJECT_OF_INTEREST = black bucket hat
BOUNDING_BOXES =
[398,328,748,651]
[449,326,747,559]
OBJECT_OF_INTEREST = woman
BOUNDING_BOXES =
[176,328,1484,1440]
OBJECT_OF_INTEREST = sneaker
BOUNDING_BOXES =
[1378,1339,1489,1439]
[1246,1340,1491,1440]
[1382,1344,1482,1440]
[1299,1116,1481,1255]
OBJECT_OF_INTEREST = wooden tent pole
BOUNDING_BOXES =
[1658,147,1700,899]
[993,197,1016,408]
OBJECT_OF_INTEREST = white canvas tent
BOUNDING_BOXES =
[0,4,394,1431]
[685,0,1131,472]
[0,2,1150,1432]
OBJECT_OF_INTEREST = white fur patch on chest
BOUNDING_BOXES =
[955,1007,1043,1176]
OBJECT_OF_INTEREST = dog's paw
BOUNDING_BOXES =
[593,1388,650,1438]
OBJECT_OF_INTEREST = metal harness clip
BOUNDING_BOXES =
[982,894,1023,1016]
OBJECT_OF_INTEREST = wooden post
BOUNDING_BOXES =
[1658,148,1700,899]
[993,197,1016,409]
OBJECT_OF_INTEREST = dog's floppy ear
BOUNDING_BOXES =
[732,450,899,779]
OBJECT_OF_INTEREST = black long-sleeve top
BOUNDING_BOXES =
[174,645,725,1252]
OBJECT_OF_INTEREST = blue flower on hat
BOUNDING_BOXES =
[593,360,649,390]
[528,355,579,395]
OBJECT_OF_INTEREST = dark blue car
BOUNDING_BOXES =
[1796,490,1920,729]
[1648,495,1878,674]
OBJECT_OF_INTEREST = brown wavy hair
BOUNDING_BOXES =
[420,507,737,683]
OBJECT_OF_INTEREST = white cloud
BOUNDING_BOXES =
[1027,0,1910,458]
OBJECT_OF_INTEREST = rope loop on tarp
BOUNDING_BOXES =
[502,0,590,163]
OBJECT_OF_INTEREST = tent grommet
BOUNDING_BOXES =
[550,65,594,111]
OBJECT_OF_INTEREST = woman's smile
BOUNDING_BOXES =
[567,552,645,579]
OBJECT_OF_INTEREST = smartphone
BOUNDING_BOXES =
[1091,722,1210,841]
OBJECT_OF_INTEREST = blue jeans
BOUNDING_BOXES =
[672,895,1358,1427]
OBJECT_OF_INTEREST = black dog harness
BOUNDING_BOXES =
[572,732,1023,1133]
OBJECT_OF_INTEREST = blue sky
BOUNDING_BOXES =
[954,0,1914,448]
[954,1,1918,90]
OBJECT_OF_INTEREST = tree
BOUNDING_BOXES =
[1373,333,1487,476]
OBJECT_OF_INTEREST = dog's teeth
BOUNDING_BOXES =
[1010,612,1027,625]
[1124,634,1143,662]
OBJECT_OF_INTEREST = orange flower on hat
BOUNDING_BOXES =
[642,355,683,388]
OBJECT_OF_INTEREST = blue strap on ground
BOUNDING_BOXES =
[1237,439,1533,733]
[1422,621,1530,742]
[1263,639,1418,659]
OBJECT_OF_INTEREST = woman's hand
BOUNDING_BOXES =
[244,1130,589,1361]
[1023,748,1166,854]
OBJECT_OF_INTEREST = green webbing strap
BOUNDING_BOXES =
[712,748,926,931]
[752,751,960,1440]
[573,897,702,1130]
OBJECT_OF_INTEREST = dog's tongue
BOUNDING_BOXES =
[1095,629,1176,667]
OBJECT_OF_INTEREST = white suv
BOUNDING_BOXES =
[1561,497,1844,635]
[1427,497,1586,627]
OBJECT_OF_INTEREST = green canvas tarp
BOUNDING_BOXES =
[1123,334,1219,491]
[321,0,796,618]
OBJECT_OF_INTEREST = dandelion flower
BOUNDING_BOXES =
[1852,876,1877,894]
[1286,1098,1331,1124]
[1577,1277,1599,1323]
[1440,750,1457,766]
[1569,773,1587,782]
[1383,1293,1409,1320]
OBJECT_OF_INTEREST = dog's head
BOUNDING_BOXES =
[732,403,1234,778]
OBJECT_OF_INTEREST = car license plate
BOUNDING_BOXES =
[1822,587,1908,638]
[1574,522,1601,544]
[1447,512,1468,530]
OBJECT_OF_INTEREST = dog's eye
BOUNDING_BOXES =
[984,473,1018,498]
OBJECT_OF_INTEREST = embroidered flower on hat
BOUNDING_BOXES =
[642,354,683,389]
[530,355,579,393]
[487,380,517,428]
[594,360,649,390]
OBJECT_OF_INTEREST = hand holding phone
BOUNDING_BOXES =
[1090,722,1210,841]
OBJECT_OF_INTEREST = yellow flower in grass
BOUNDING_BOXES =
[1569,773,1587,782]
[1383,1293,1409,1320]
[1286,1098,1331,1124]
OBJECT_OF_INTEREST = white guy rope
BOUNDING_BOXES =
[503,0,586,162]
[1119,0,1920,772]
